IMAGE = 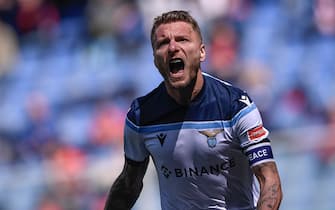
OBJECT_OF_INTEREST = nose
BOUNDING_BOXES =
[168,40,178,54]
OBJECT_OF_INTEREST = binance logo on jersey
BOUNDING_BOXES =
[161,159,235,179]
[161,165,172,178]
[198,129,223,148]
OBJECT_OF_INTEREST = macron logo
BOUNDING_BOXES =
[157,133,167,146]
[239,95,251,106]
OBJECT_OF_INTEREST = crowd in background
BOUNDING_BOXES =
[0,0,335,209]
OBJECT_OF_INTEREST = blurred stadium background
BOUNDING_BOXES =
[0,0,335,209]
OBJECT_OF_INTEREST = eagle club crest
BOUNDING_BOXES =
[198,129,224,148]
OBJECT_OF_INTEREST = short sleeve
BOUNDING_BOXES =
[124,117,150,162]
[233,94,274,167]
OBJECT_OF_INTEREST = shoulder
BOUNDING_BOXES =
[203,72,253,118]
[126,82,167,125]
[203,73,246,99]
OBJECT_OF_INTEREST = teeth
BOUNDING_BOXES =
[170,58,182,63]
[169,58,184,73]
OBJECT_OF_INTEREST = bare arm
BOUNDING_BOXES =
[104,157,149,210]
[253,161,283,210]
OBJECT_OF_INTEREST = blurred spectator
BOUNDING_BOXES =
[86,0,120,38]
[86,0,146,52]
[88,101,125,150]
[237,59,273,114]
[315,98,335,169]
[15,0,60,39]
[199,0,252,24]
[48,144,87,180]
[37,142,90,209]
[0,0,17,28]
[53,0,88,19]
[137,0,202,34]
[314,0,335,36]
[0,136,16,165]
[206,17,241,83]
[18,92,59,161]
[269,85,311,130]
[280,0,313,42]
[298,0,335,122]
[37,195,62,210]
[37,177,88,210]
[0,20,18,77]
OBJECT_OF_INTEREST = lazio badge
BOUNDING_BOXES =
[198,129,223,148]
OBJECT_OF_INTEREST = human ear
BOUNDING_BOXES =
[200,44,206,62]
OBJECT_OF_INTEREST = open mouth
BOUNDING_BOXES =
[169,58,184,74]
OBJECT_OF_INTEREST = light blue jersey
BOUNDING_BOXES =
[124,73,275,210]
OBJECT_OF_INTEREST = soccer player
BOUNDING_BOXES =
[104,10,283,210]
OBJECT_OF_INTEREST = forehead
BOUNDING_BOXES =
[155,21,197,38]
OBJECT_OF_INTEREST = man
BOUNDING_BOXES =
[104,10,282,210]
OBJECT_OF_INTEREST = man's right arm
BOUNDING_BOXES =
[104,157,149,210]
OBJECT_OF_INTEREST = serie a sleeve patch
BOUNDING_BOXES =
[244,142,274,167]
[247,124,269,142]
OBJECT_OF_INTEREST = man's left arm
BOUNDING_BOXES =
[253,161,283,210]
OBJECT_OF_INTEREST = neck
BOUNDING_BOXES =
[166,70,204,105]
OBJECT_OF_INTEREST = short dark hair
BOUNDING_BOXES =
[150,10,203,49]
